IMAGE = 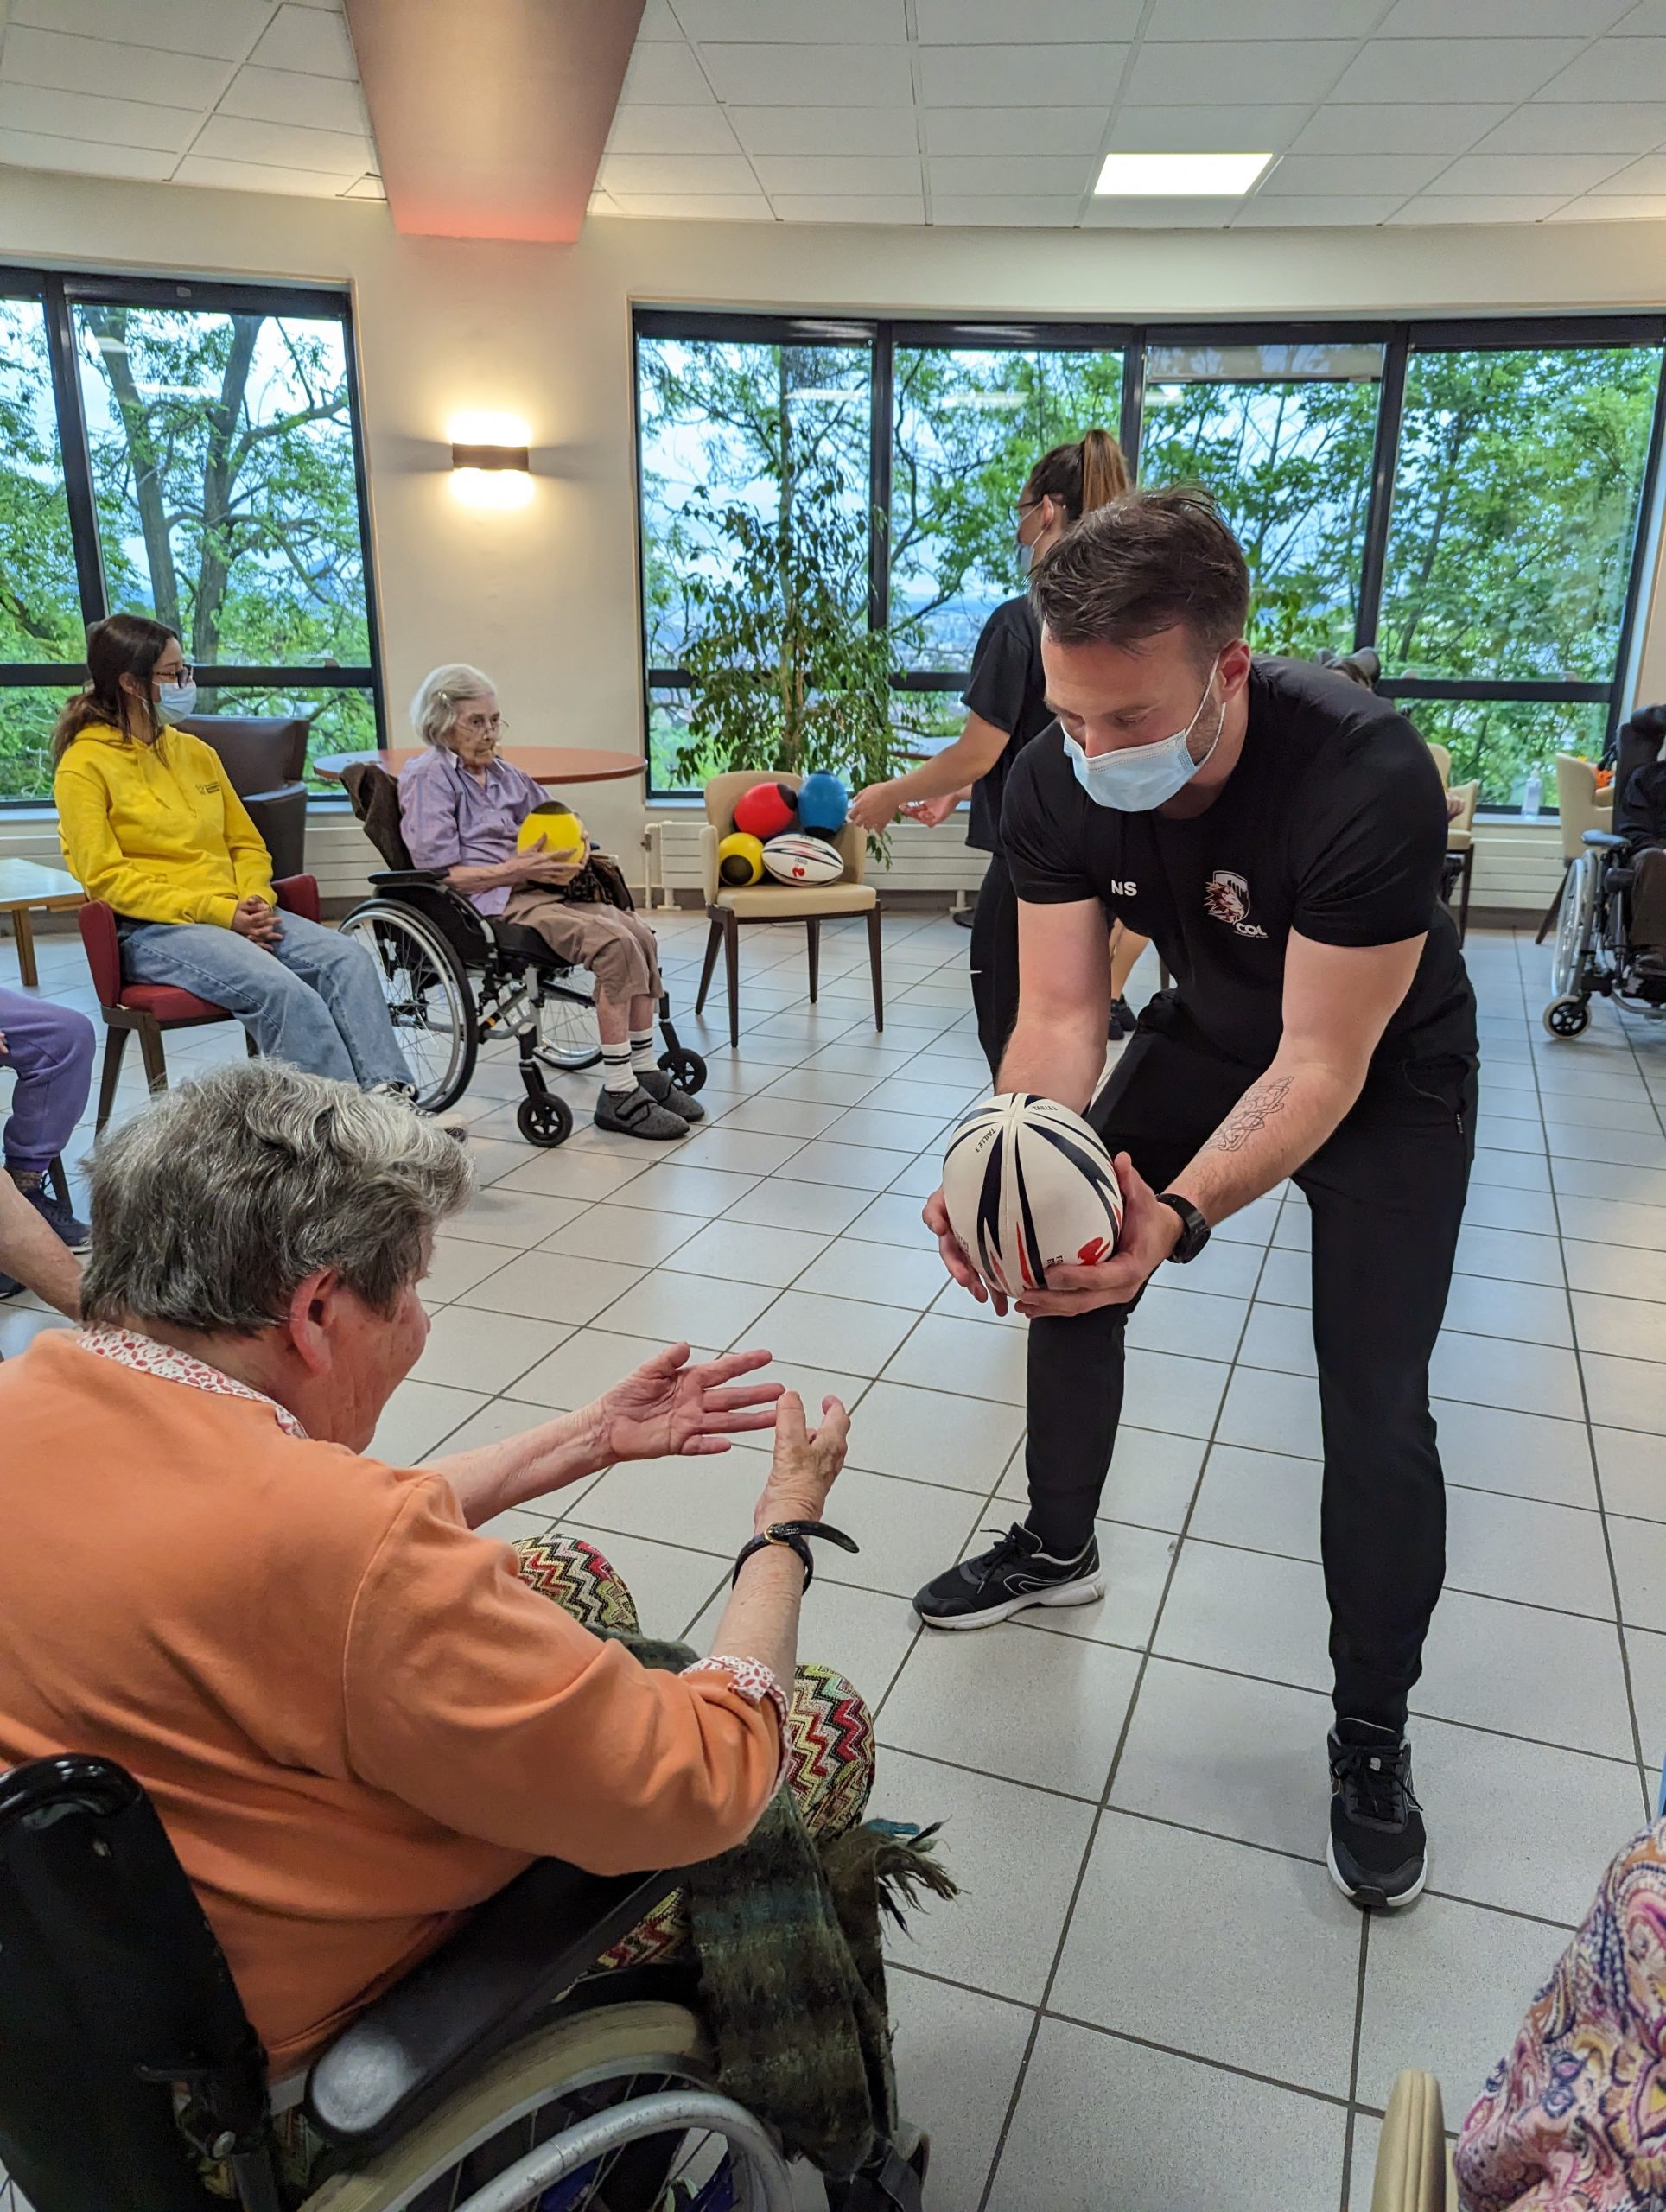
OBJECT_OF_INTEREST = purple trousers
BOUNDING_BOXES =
[0,988,96,1175]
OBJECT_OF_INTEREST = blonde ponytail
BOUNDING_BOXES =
[1022,428,1130,522]
[1078,427,1129,516]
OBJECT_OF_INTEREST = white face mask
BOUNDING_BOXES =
[1062,659,1224,813]
[155,678,196,721]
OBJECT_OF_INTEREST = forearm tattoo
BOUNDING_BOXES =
[1205,1074,1295,1156]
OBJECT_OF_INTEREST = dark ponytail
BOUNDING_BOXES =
[1022,427,1129,522]
[52,613,176,765]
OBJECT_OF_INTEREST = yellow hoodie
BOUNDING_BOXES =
[54,722,275,930]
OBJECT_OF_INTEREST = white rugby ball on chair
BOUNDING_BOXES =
[941,1093,1124,1299]
[761,832,844,886]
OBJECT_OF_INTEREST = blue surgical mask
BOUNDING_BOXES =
[1063,662,1224,812]
[156,679,196,721]
[1016,537,1035,579]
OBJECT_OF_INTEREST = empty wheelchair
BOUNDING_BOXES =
[1543,709,1666,1039]
[334,762,705,1147]
[0,1751,799,2212]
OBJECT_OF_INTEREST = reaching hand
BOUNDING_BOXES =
[904,792,963,828]
[754,1389,849,1530]
[1012,1153,1182,1318]
[848,782,902,835]
[514,835,586,887]
[595,1343,785,1464]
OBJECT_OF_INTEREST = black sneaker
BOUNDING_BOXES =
[1327,1720,1427,1910]
[0,1269,22,1300]
[595,1083,688,1141]
[913,1522,1103,1630]
[634,1067,705,1122]
[15,1178,90,1254]
[1108,996,1136,1041]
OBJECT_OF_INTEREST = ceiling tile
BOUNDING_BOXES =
[606,191,774,218]
[766,192,925,219]
[919,43,1128,106]
[598,152,760,194]
[1428,151,1634,191]
[923,105,1110,154]
[730,105,920,156]
[1331,35,1585,99]
[1291,104,1510,154]
[1147,0,1388,33]
[0,124,179,179]
[926,155,1091,194]
[215,60,368,130]
[1548,191,1666,215]
[1612,0,1666,26]
[1232,194,1407,224]
[172,151,343,195]
[638,0,684,36]
[1122,40,1357,105]
[190,113,373,175]
[1107,103,1313,150]
[1472,101,1664,149]
[607,105,742,155]
[916,0,1143,40]
[1257,152,1451,194]
[700,42,913,105]
[930,194,1083,224]
[677,0,906,39]
[10,0,273,62]
[1533,37,1666,96]
[620,42,714,103]
[1387,193,1570,219]
[1377,0,1630,28]
[751,153,921,192]
[2,23,232,106]
[246,3,357,77]
[1080,194,1238,225]
[0,81,200,151]
[1591,150,1666,188]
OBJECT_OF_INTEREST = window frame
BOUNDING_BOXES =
[633,307,1666,806]
[0,264,384,805]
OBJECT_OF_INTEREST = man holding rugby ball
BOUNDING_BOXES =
[916,486,1478,1913]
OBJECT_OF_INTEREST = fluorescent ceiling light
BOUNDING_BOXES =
[1094,152,1276,198]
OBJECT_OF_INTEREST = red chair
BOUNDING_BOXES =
[79,876,321,1133]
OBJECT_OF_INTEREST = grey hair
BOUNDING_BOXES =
[410,662,497,749]
[80,1063,474,1336]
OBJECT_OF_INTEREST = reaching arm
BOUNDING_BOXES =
[849,712,1012,833]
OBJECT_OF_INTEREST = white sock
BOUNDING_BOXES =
[601,1042,636,1096]
[629,1027,658,1073]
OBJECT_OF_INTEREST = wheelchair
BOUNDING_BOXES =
[0,1752,801,2212]
[1543,711,1666,1039]
[334,761,705,1147]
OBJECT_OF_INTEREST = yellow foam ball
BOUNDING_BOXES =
[518,804,584,857]
[717,830,765,887]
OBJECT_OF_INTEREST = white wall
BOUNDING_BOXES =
[2,163,1659,908]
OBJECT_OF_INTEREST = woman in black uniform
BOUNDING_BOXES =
[850,429,1141,1072]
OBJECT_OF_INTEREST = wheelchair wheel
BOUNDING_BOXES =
[1551,850,1599,1001]
[339,901,477,1111]
[1543,994,1592,1039]
[299,1999,794,2212]
[657,1049,707,1097]
[518,1092,575,1148]
[538,978,603,1072]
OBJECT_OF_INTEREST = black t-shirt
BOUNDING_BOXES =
[961,595,1057,855]
[1002,656,1478,1071]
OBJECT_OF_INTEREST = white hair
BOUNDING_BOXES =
[410,663,497,749]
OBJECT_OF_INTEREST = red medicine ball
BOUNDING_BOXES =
[733,780,798,840]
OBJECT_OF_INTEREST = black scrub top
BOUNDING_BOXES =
[960,594,1057,856]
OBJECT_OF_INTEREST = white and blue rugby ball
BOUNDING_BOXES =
[941,1093,1124,1298]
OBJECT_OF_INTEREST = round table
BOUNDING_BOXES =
[312,745,646,786]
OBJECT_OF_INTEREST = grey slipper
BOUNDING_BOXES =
[594,1084,689,1141]
[634,1067,706,1122]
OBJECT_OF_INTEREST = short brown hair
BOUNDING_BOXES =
[1030,485,1250,666]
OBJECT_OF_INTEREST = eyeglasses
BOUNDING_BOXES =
[455,711,504,735]
[1010,500,1039,526]
[156,661,194,683]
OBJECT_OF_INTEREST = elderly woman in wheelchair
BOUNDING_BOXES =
[398,665,700,1142]
[0,1065,943,2212]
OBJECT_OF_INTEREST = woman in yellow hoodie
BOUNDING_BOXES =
[54,615,416,1095]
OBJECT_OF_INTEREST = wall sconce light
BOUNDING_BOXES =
[448,411,533,510]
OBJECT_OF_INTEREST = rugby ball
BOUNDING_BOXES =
[761,832,844,886]
[941,1093,1124,1298]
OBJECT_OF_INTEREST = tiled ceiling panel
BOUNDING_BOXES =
[0,0,379,200]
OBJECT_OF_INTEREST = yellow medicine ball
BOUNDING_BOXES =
[518,804,585,857]
[717,830,765,887]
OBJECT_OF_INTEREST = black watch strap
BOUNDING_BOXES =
[731,1518,860,1592]
[1156,1191,1211,1263]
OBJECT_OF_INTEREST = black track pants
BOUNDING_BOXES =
[969,851,1020,1079]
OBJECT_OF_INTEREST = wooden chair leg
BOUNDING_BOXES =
[695,916,723,1015]
[805,916,820,1002]
[723,911,741,1051]
[136,1017,169,1095]
[95,1027,129,1135]
[866,906,883,1033]
[11,906,37,989]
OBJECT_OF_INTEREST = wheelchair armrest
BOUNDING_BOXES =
[1584,830,1627,850]
[302,1858,669,2155]
[367,868,448,890]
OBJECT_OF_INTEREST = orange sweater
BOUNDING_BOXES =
[0,1333,779,2070]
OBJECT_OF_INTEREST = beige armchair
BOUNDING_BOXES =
[1427,742,1480,943]
[695,771,882,1049]
[1370,2071,1457,2211]
[1536,753,1615,943]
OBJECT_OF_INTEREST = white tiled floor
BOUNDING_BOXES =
[3,912,1665,2211]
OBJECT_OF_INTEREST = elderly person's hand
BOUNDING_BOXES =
[512,835,587,889]
[752,1389,849,1529]
[594,1344,785,1464]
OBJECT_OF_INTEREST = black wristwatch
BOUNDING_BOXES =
[1156,1192,1211,1264]
[731,1519,859,1592]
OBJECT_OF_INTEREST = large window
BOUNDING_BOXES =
[0,270,380,803]
[635,313,1666,810]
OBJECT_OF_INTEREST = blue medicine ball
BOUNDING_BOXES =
[798,772,849,838]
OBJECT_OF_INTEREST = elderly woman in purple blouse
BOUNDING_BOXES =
[398,665,700,1141]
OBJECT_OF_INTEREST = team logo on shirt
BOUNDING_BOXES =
[1204,869,1268,939]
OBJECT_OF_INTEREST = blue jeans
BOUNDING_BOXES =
[119,913,413,1090]
[0,987,96,1173]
